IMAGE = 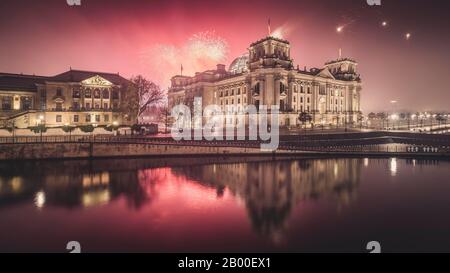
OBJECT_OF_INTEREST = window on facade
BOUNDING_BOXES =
[237,88,241,95]
[55,102,63,111]
[73,89,80,98]
[319,85,326,95]
[280,100,285,111]
[21,97,32,110]
[307,86,311,94]
[95,115,100,122]
[254,82,260,94]
[231,89,234,95]
[104,114,109,122]
[307,105,310,112]
[307,97,310,103]
[2,97,12,110]
[238,98,240,104]
[40,89,47,110]
[243,87,247,94]
[279,82,285,94]
[300,97,303,103]
[86,103,91,110]
[112,90,119,99]
[94,103,100,109]
[103,103,108,109]
[102,89,109,99]
[72,102,80,110]
[225,90,228,96]
[300,86,304,93]
[85,89,92,98]
[56,115,62,123]
[293,96,296,102]
[94,89,101,98]
[220,91,223,97]
[56,88,63,96]
[112,102,118,109]
[74,115,79,123]
[244,97,247,103]
[86,114,91,122]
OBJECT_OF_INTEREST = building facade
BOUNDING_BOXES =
[168,36,362,127]
[0,69,136,128]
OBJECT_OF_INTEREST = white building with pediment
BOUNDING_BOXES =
[0,69,135,128]
[168,36,362,127]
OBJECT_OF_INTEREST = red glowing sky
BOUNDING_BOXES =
[0,0,449,112]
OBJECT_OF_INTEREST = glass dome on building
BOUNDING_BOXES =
[228,53,249,74]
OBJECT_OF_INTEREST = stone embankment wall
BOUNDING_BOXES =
[0,142,285,160]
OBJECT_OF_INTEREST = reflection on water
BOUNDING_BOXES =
[171,159,360,240]
[0,157,449,252]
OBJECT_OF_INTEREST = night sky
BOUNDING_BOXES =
[0,0,449,112]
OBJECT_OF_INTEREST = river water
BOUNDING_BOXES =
[0,156,449,252]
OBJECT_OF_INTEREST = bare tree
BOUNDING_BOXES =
[158,105,172,133]
[128,75,165,121]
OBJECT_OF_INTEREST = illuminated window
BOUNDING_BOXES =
[56,115,62,122]
[73,89,80,98]
[85,89,92,98]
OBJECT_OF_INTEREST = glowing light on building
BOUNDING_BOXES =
[34,191,46,209]
[336,26,344,33]
[390,114,399,120]
[228,53,249,74]
[405,33,411,40]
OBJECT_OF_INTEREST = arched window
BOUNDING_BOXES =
[85,88,91,98]
[94,88,101,98]
[102,89,110,99]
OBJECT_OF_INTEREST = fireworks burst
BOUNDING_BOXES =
[187,31,229,64]
[140,30,229,87]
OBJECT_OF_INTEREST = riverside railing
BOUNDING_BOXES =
[1,134,450,155]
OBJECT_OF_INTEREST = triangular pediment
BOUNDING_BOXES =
[316,68,335,80]
[81,75,113,86]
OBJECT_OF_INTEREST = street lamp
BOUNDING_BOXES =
[390,114,399,130]
[112,121,119,135]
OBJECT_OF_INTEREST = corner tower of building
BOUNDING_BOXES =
[248,36,293,71]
